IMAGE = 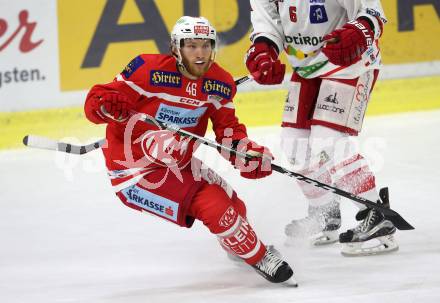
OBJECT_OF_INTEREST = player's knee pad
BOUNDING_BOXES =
[189,184,265,265]
[308,126,379,206]
[308,125,347,161]
[309,124,364,170]
[189,184,246,234]
[297,125,347,206]
[296,154,335,207]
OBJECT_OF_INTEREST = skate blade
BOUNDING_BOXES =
[341,235,399,257]
[282,276,299,288]
[284,233,338,247]
[311,230,339,246]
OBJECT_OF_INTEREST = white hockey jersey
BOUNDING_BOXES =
[250,0,387,79]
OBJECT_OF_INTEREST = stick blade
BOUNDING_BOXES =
[384,211,415,230]
[23,135,58,151]
[379,187,414,230]
[234,75,251,86]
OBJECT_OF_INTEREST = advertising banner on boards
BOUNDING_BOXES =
[1,0,439,111]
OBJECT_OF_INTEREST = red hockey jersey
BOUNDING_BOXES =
[84,54,248,171]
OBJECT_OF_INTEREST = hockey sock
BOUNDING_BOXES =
[330,153,380,209]
[189,183,265,265]
[216,214,266,265]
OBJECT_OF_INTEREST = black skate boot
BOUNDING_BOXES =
[226,245,277,267]
[252,246,298,286]
[285,199,341,246]
[339,188,398,256]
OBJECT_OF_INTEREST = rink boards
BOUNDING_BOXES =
[1,75,440,150]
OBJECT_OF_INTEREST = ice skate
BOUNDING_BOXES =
[340,188,399,256]
[285,199,341,246]
[226,245,278,267]
[252,246,298,286]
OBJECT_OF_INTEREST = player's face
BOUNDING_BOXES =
[180,39,213,78]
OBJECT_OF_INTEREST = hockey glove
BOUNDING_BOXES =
[92,91,132,123]
[245,42,285,85]
[229,138,273,179]
[322,19,374,66]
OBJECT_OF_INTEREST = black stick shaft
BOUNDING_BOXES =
[142,115,414,231]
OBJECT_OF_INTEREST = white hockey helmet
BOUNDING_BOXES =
[171,16,217,63]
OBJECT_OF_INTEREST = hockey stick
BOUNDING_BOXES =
[22,113,414,230]
[21,73,414,230]
[234,75,253,86]
[23,135,106,155]
[137,114,414,231]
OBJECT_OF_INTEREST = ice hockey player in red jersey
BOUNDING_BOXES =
[84,16,297,285]
[245,0,398,256]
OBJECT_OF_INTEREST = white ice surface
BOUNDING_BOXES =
[1,110,440,303]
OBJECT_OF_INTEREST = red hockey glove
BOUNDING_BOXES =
[245,42,285,85]
[322,19,374,66]
[92,91,132,123]
[230,138,273,179]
